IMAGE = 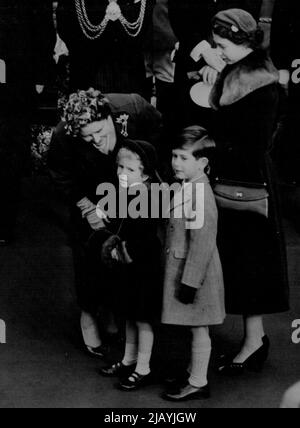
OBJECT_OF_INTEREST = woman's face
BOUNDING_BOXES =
[213,34,252,65]
[80,117,115,154]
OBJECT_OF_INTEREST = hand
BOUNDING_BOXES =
[177,284,197,305]
[199,66,219,85]
[187,71,201,81]
[202,48,226,73]
[86,208,105,231]
[279,69,290,87]
[35,85,45,94]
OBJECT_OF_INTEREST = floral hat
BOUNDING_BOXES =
[62,88,111,137]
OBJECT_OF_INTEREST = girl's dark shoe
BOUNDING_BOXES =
[118,372,152,391]
[217,336,270,376]
[86,344,108,358]
[99,362,135,378]
[162,382,210,402]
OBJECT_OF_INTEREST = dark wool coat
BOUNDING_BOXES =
[48,93,162,314]
[271,0,300,182]
[100,189,163,323]
[162,175,225,327]
[208,50,289,315]
[56,0,154,96]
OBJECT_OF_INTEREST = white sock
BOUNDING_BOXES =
[122,343,138,367]
[80,312,101,348]
[135,351,151,376]
[189,327,211,388]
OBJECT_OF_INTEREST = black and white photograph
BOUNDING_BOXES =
[0,0,299,411]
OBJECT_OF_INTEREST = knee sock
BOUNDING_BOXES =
[188,327,212,388]
[135,322,154,376]
[122,321,138,366]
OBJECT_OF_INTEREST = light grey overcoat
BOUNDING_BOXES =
[162,175,225,327]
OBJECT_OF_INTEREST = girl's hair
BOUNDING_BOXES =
[175,126,216,176]
[212,23,264,50]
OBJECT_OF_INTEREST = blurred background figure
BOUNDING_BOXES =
[144,0,177,127]
[56,0,154,97]
[281,382,300,408]
[0,0,55,245]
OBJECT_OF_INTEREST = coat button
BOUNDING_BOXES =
[166,248,170,255]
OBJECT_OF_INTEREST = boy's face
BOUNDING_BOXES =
[117,150,148,188]
[172,148,207,182]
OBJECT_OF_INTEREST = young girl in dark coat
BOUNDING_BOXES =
[99,139,163,391]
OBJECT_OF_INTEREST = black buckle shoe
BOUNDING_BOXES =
[118,372,153,391]
[99,362,135,378]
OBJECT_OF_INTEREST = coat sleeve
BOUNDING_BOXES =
[181,200,218,289]
[47,123,87,205]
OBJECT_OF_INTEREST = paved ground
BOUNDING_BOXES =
[0,177,299,408]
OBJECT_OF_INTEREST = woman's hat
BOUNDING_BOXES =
[120,139,158,175]
[212,8,258,35]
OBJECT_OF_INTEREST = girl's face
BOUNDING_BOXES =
[172,148,207,182]
[117,149,148,188]
[213,33,252,65]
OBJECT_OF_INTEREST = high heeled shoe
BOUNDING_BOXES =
[217,336,270,376]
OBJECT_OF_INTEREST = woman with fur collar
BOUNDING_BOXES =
[207,9,289,375]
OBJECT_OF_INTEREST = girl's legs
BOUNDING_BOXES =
[135,322,154,376]
[233,315,265,363]
[122,320,138,366]
[188,326,212,388]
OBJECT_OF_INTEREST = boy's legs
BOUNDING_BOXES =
[188,326,211,388]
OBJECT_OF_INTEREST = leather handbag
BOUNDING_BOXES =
[213,179,269,218]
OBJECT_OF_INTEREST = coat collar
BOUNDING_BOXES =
[169,174,209,213]
[209,50,279,110]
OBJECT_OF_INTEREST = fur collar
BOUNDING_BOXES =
[209,50,279,110]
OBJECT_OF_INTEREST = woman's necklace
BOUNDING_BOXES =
[75,0,147,40]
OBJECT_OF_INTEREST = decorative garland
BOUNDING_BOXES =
[75,0,147,40]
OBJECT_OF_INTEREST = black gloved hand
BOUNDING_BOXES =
[177,284,197,305]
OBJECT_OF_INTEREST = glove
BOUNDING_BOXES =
[86,208,105,231]
[77,197,105,231]
[177,284,197,305]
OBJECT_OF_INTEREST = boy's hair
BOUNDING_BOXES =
[61,88,111,137]
[175,126,216,160]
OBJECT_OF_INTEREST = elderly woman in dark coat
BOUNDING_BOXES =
[48,88,162,356]
[206,9,289,375]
